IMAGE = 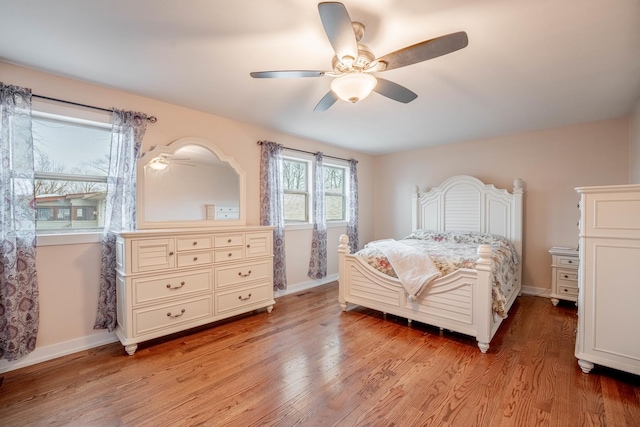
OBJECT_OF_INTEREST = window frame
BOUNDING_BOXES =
[323,164,347,222]
[281,153,349,228]
[31,111,112,237]
[282,156,311,223]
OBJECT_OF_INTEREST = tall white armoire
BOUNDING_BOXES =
[575,184,640,375]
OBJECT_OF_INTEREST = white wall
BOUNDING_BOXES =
[630,97,640,184]
[0,61,374,372]
[373,118,630,295]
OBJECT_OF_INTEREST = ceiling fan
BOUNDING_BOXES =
[250,2,468,111]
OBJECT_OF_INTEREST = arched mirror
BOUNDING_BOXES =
[136,137,246,229]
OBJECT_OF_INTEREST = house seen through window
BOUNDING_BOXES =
[282,157,347,223]
[32,112,112,232]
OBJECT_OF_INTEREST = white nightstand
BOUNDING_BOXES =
[549,247,579,306]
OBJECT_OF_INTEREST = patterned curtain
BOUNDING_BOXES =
[308,152,327,279]
[259,141,287,291]
[94,110,147,331]
[346,159,359,254]
[0,83,39,361]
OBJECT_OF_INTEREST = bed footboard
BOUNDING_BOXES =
[338,235,499,353]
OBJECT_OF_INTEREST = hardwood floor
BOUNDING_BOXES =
[1,282,639,426]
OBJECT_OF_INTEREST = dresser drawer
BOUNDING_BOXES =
[214,247,244,262]
[556,255,579,269]
[215,282,271,316]
[132,269,212,306]
[215,260,271,289]
[214,234,244,248]
[176,236,212,251]
[177,250,213,268]
[133,296,213,337]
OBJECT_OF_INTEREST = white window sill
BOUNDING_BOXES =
[37,232,102,247]
[285,221,347,231]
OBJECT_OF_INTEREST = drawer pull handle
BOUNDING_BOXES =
[193,256,198,261]
[564,275,569,278]
[247,244,251,248]
[228,253,232,257]
[166,281,186,290]
[238,270,252,277]
[567,260,573,264]
[193,241,198,246]
[167,309,186,318]
[169,251,174,256]
[238,293,252,301]
[228,239,232,243]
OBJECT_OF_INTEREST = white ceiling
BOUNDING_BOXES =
[1,0,639,154]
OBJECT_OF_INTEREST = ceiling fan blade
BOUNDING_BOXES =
[318,2,358,61]
[250,71,326,78]
[373,78,418,103]
[376,31,468,71]
[314,91,339,112]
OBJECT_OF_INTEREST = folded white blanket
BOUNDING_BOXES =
[368,239,442,300]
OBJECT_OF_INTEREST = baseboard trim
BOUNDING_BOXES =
[0,332,118,374]
[521,286,550,298]
[275,273,339,298]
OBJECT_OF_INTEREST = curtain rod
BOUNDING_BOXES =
[257,141,357,163]
[32,94,157,123]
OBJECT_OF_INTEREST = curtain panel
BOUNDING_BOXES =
[94,110,147,332]
[308,152,327,279]
[259,141,287,291]
[0,83,40,361]
[346,159,359,254]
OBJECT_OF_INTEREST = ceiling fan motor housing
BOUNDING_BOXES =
[332,44,377,74]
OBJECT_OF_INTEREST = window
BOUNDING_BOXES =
[282,158,309,222]
[324,165,346,221]
[32,112,112,232]
[282,155,348,224]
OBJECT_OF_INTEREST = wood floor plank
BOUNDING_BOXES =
[1,282,640,426]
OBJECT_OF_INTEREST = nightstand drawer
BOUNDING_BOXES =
[558,285,578,297]
[556,269,578,284]
[557,255,579,269]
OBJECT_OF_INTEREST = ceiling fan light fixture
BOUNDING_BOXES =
[330,73,377,103]
[148,156,169,171]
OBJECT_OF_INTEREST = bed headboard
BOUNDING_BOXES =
[411,175,524,259]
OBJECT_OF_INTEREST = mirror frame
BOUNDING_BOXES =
[136,136,247,229]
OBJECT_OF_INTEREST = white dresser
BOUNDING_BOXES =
[548,247,579,306]
[575,184,640,375]
[114,226,274,355]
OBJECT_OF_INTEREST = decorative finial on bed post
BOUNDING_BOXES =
[412,185,419,195]
[513,178,525,193]
[338,234,350,254]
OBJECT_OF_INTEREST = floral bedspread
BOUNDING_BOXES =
[355,230,519,318]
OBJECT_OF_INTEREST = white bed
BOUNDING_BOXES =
[338,175,524,353]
